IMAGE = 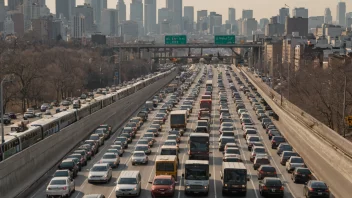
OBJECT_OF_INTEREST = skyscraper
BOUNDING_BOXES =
[158,8,171,23]
[85,0,107,27]
[56,0,71,20]
[228,8,236,25]
[117,0,126,23]
[0,0,5,23]
[242,10,253,19]
[279,7,289,24]
[324,8,332,24]
[73,13,85,38]
[144,0,156,34]
[197,10,207,31]
[172,0,183,32]
[75,4,94,31]
[184,6,194,32]
[70,0,76,19]
[337,2,346,26]
[8,0,22,11]
[101,9,119,35]
[130,0,143,36]
[166,0,173,11]
[292,7,308,18]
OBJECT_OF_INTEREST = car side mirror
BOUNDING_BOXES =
[304,182,307,185]
[148,181,152,184]
[209,173,211,177]
[182,173,184,177]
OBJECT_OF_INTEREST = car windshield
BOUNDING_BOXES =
[118,178,137,184]
[222,138,235,144]
[153,179,173,185]
[54,171,69,177]
[311,182,328,188]
[254,148,266,153]
[91,166,108,171]
[249,137,260,141]
[90,136,99,140]
[126,123,136,127]
[168,136,176,140]
[133,152,145,156]
[265,179,282,187]
[291,158,304,163]
[138,141,148,144]
[243,119,252,124]
[103,155,116,159]
[256,158,270,164]
[281,144,292,149]
[224,169,246,183]
[297,168,311,174]
[165,141,176,145]
[135,147,147,151]
[144,134,153,138]
[261,166,276,172]
[226,149,240,154]
[50,180,67,185]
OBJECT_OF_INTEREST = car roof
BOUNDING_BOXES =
[51,177,68,181]
[62,159,74,163]
[93,163,108,167]
[104,152,116,156]
[133,150,146,153]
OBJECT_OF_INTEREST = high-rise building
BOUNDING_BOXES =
[324,8,332,24]
[75,4,94,32]
[184,6,194,32]
[259,18,269,30]
[337,2,346,26]
[279,7,289,24]
[8,0,22,11]
[292,7,308,18]
[70,0,76,19]
[166,0,173,10]
[228,8,236,24]
[23,0,34,30]
[160,19,171,34]
[158,8,172,24]
[285,17,308,37]
[4,16,15,35]
[172,0,183,32]
[9,11,24,36]
[144,0,156,34]
[120,20,138,42]
[242,10,253,19]
[213,14,222,34]
[308,16,324,29]
[51,19,65,40]
[0,0,5,23]
[197,10,207,31]
[130,0,143,36]
[101,9,119,35]
[73,13,85,38]
[242,18,257,37]
[56,0,70,20]
[117,0,126,23]
[85,0,107,27]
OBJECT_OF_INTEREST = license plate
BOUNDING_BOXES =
[161,192,165,194]
[272,189,276,192]
[318,192,322,195]
[302,174,306,176]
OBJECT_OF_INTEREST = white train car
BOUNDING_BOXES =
[30,117,60,139]
[53,110,77,130]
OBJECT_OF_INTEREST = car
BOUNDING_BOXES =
[40,103,51,112]
[167,135,180,143]
[110,145,124,156]
[2,115,11,124]
[280,151,299,165]
[250,146,266,162]
[276,143,293,156]
[115,171,142,197]
[120,133,132,143]
[99,153,120,168]
[72,150,88,164]
[253,155,270,170]
[271,136,286,149]
[303,180,330,198]
[88,163,112,183]
[219,136,235,151]
[6,112,17,119]
[257,165,277,180]
[84,140,99,154]
[116,137,128,148]
[147,128,159,137]
[46,177,75,198]
[138,138,153,147]
[219,126,234,134]
[259,177,284,198]
[23,111,35,118]
[243,129,257,138]
[149,175,177,197]
[268,130,281,140]
[291,167,313,183]
[135,144,152,155]
[286,156,305,173]
[89,134,104,147]
[246,135,261,151]
[223,147,241,156]
[223,154,242,162]
[131,151,148,165]
[57,159,79,177]
[53,170,73,180]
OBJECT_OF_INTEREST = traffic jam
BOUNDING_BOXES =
[43,64,331,198]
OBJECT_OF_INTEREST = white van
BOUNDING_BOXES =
[115,171,142,197]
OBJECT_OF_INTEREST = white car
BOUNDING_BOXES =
[88,163,112,183]
[131,151,148,165]
[286,156,306,173]
[99,153,120,168]
[46,177,75,198]
[135,144,151,155]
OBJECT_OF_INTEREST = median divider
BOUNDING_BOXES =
[0,69,177,198]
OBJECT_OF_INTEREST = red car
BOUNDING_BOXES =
[150,175,177,197]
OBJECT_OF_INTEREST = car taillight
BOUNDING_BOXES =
[253,153,256,156]
[308,187,314,192]
[280,186,284,191]
[325,189,329,192]
[272,140,276,143]
[169,185,173,189]
[262,186,268,190]
[63,186,67,190]
[259,170,264,174]
[273,172,277,174]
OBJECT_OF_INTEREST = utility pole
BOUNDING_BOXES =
[278,54,283,106]
[342,75,347,137]
[118,47,122,84]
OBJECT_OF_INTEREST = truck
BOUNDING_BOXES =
[170,110,187,133]
[220,162,250,196]
[200,99,212,112]
[188,133,210,160]
[182,160,210,195]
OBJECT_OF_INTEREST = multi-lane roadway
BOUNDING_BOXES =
[27,64,332,198]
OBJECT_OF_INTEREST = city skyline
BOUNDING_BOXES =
[4,0,351,23]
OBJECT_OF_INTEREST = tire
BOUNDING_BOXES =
[72,186,75,193]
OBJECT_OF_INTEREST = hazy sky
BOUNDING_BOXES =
[5,0,351,23]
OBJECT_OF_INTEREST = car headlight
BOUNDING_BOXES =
[241,185,246,188]
[204,185,208,189]
[224,184,228,187]
[133,187,137,191]
[186,186,191,189]
[115,186,120,191]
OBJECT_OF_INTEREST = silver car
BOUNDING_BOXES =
[88,163,112,183]
[135,144,151,155]
[107,147,124,157]
[99,153,120,168]
[131,151,148,165]
[286,156,305,173]
[46,177,75,198]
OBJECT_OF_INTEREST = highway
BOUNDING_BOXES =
[27,64,333,198]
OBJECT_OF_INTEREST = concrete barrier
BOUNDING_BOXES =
[238,67,352,197]
[0,70,177,198]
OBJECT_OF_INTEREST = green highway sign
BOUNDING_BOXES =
[165,35,187,45]
[214,35,236,44]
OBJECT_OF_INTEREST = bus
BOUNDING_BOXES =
[183,160,211,195]
[155,155,178,179]
[188,133,210,160]
[220,162,250,196]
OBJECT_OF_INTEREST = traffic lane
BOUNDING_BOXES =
[28,96,164,198]
[76,99,166,198]
[239,67,344,197]
[231,67,300,198]
[210,67,258,198]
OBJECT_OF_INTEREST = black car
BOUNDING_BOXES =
[291,167,312,183]
[271,136,286,149]
[277,143,293,156]
[2,115,11,124]
[259,178,284,198]
[303,180,330,198]
[58,159,79,177]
